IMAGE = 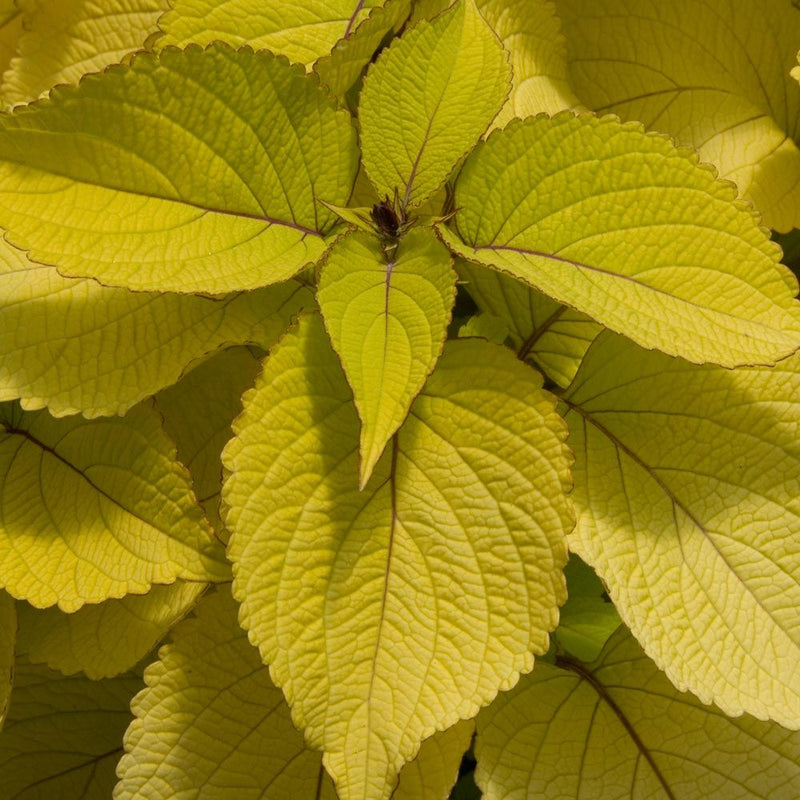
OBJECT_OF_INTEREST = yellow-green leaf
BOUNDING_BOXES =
[17,582,206,679]
[360,0,511,208]
[1,0,166,107]
[557,0,800,232]
[0,657,142,799]
[0,2,23,83]
[0,239,313,417]
[318,229,456,487]
[0,45,358,294]
[478,0,581,126]
[458,259,601,387]
[114,586,340,799]
[158,0,385,66]
[475,626,800,799]
[562,331,800,728]
[0,592,13,730]
[439,113,800,367]
[156,346,267,537]
[315,0,413,106]
[222,313,572,800]
[0,401,228,611]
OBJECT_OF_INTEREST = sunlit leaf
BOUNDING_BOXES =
[159,0,385,66]
[439,113,800,367]
[562,331,800,728]
[475,626,800,799]
[0,401,228,611]
[360,0,511,208]
[557,0,800,232]
[222,313,572,800]
[318,229,455,487]
[1,0,166,106]
[0,657,142,799]
[0,44,358,293]
[0,239,313,417]
[17,582,206,679]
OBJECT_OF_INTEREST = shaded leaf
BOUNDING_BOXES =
[155,346,265,537]
[0,44,358,293]
[557,0,800,232]
[0,239,313,417]
[0,591,13,729]
[360,0,511,208]
[17,582,206,679]
[0,1,23,82]
[439,113,800,367]
[0,657,142,799]
[222,313,572,800]
[475,626,800,799]
[0,401,228,611]
[458,259,600,387]
[1,0,166,106]
[318,229,455,487]
[562,331,800,728]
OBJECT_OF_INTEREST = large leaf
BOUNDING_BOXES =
[0,239,313,417]
[458,259,601,387]
[438,113,800,367]
[318,229,456,487]
[0,1,22,82]
[116,585,474,799]
[1,0,166,106]
[222,313,572,800]
[0,401,228,611]
[0,657,142,799]
[0,591,13,729]
[475,626,800,799]
[478,0,580,125]
[16,582,206,679]
[562,331,800,728]
[359,0,511,208]
[557,0,800,232]
[155,345,266,536]
[0,44,358,294]
[158,0,385,66]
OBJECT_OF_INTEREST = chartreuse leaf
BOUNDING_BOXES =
[0,44,358,294]
[1,0,165,106]
[0,592,13,729]
[557,0,800,232]
[318,229,456,487]
[360,0,511,209]
[222,313,572,800]
[0,657,142,799]
[114,586,339,800]
[116,585,474,799]
[156,346,266,537]
[556,554,620,662]
[562,331,800,728]
[0,401,228,612]
[16,582,206,679]
[439,114,800,367]
[158,0,384,66]
[315,0,412,107]
[475,626,800,799]
[0,2,22,80]
[0,239,313,417]
[477,0,580,125]
[394,720,475,800]
[458,259,601,387]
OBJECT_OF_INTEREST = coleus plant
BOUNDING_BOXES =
[1,0,800,798]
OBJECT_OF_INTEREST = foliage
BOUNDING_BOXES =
[0,1,799,798]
